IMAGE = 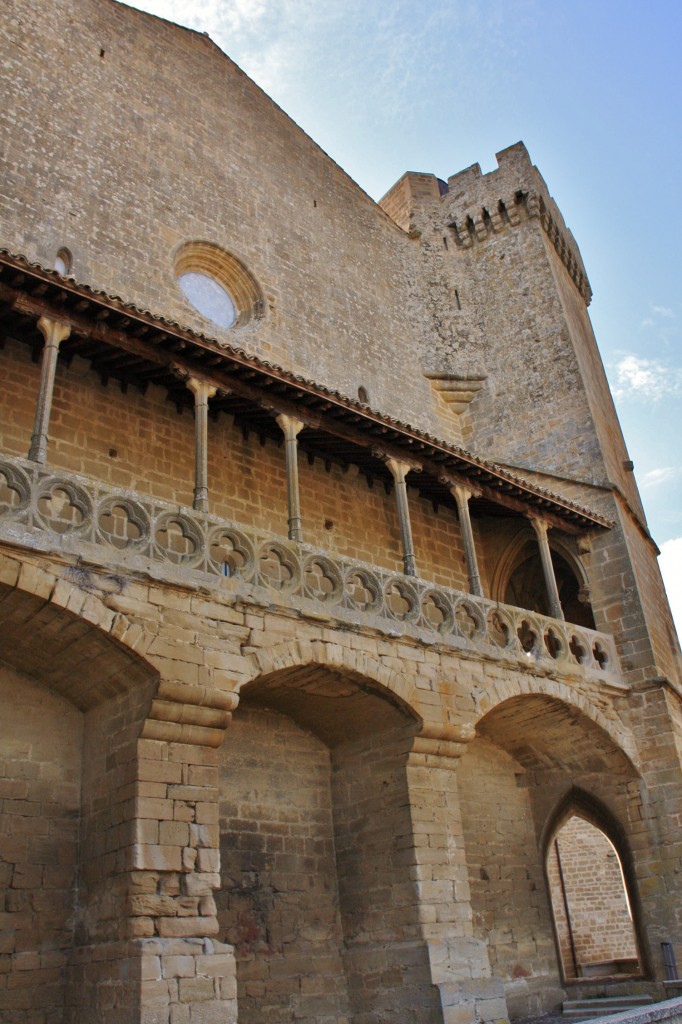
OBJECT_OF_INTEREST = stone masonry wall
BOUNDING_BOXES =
[382,148,681,691]
[547,816,638,974]
[217,705,350,1024]
[457,737,561,1018]
[0,666,83,1024]
[2,542,682,1020]
[332,728,442,1022]
[0,0,454,440]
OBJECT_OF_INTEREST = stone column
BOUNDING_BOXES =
[406,726,508,1024]
[529,516,564,620]
[386,457,418,577]
[28,315,71,463]
[451,484,483,597]
[276,414,305,542]
[186,377,217,513]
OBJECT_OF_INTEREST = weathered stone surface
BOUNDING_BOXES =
[0,1,681,1023]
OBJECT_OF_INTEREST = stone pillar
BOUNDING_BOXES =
[132,679,240,1023]
[406,726,508,1024]
[186,377,217,513]
[66,670,240,1023]
[452,484,483,597]
[624,684,682,983]
[530,516,564,620]
[276,414,305,542]
[28,315,71,463]
[386,457,418,577]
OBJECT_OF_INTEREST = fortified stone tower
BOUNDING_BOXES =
[0,2,681,1023]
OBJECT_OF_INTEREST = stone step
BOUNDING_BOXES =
[563,996,654,1018]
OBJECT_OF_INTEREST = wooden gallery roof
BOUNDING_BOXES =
[0,251,610,534]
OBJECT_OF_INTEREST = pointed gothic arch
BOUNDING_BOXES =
[542,789,647,982]
[490,528,596,629]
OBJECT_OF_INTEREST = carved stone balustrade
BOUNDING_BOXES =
[0,453,625,689]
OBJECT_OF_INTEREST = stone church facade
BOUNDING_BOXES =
[1,2,681,1022]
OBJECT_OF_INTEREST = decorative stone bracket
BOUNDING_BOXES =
[142,680,238,747]
[424,372,487,415]
[410,721,475,767]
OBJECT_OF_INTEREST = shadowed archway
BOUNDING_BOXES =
[457,694,642,1020]
[215,662,442,1024]
[543,789,645,983]
[0,578,158,1024]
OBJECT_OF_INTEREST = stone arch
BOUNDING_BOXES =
[244,636,418,716]
[490,528,595,628]
[0,551,158,708]
[0,553,161,1024]
[469,674,640,773]
[456,691,643,1018]
[217,649,438,1024]
[542,789,647,981]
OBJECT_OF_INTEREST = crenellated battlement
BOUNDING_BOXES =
[380,142,592,304]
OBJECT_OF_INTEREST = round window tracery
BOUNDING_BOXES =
[174,241,264,331]
[178,271,236,329]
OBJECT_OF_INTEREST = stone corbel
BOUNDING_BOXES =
[409,721,475,768]
[142,681,239,747]
[423,372,487,415]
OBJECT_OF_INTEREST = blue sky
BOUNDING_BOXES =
[126,0,682,631]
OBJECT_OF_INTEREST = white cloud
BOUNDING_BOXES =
[611,354,682,401]
[659,538,682,641]
[640,303,678,334]
[641,466,680,489]
[123,0,537,133]
[127,0,271,37]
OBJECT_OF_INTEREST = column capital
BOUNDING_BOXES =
[186,376,217,404]
[37,315,71,347]
[385,456,412,483]
[528,514,549,538]
[276,413,305,439]
[451,482,474,505]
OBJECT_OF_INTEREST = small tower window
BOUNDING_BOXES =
[53,248,72,276]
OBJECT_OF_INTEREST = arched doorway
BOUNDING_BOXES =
[215,664,441,1023]
[0,579,157,1024]
[493,533,596,629]
[546,813,641,980]
[457,694,643,1019]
